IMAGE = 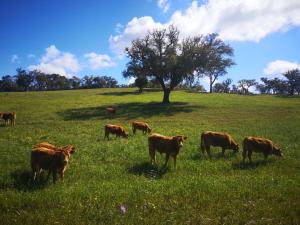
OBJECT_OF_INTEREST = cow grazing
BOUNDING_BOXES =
[104,124,128,140]
[132,121,152,135]
[200,131,239,157]
[1,112,16,126]
[242,136,282,163]
[31,148,71,183]
[106,107,116,114]
[148,133,187,168]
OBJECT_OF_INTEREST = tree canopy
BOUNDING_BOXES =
[123,25,235,104]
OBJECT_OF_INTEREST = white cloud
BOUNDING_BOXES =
[169,0,300,41]
[109,16,164,55]
[158,0,170,13]
[28,45,80,78]
[127,77,135,85]
[84,52,116,69]
[264,60,300,77]
[11,54,19,63]
[110,0,300,55]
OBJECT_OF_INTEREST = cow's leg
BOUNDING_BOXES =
[47,170,52,181]
[164,153,170,167]
[248,150,252,164]
[221,147,226,156]
[242,149,247,163]
[52,170,57,184]
[132,127,136,135]
[59,170,64,181]
[263,153,268,162]
[149,148,156,165]
[173,155,177,169]
[206,145,211,158]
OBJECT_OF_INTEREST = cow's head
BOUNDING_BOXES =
[173,135,188,147]
[122,131,129,138]
[59,150,71,166]
[232,143,239,152]
[273,146,283,157]
[147,126,152,134]
[63,145,76,154]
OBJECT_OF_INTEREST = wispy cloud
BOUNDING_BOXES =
[27,54,36,59]
[157,0,170,13]
[84,52,116,69]
[11,54,19,63]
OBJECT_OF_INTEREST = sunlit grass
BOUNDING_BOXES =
[0,88,299,224]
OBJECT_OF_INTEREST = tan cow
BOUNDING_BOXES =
[200,131,239,157]
[31,148,71,183]
[148,133,187,168]
[1,112,16,126]
[242,136,282,163]
[132,121,151,135]
[104,124,128,140]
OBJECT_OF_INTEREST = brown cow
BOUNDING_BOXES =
[200,131,239,157]
[104,124,128,140]
[31,148,71,183]
[132,121,151,135]
[1,112,16,126]
[106,107,116,114]
[242,136,282,163]
[148,133,187,168]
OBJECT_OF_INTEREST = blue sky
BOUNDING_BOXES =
[1,0,300,88]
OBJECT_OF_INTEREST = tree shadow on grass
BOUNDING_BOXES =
[232,160,268,170]
[58,101,202,121]
[127,162,169,180]
[98,88,162,96]
[99,91,141,96]
[0,169,49,191]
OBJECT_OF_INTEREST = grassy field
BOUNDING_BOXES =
[0,88,299,225]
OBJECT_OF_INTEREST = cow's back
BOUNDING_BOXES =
[149,134,173,153]
[203,131,230,147]
[243,137,273,153]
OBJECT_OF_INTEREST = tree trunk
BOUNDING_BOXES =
[209,76,213,93]
[162,89,171,105]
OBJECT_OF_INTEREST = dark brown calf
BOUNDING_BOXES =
[200,131,239,157]
[104,124,128,140]
[1,112,16,126]
[132,121,151,134]
[31,148,71,183]
[148,133,187,168]
[242,136,282,163]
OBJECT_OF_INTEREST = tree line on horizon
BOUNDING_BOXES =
[0,68,118,92]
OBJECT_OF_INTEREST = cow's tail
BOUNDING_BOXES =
[200,133,205,153]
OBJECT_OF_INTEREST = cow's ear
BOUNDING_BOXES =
[183,136,188,140]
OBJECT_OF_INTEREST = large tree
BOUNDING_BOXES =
[197,34,235,93]
[238,79,258,94]
[283,69,300,95]
[124,26,209,104]
[15,68,34,91]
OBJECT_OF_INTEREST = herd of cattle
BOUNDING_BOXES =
[1,109,283,184]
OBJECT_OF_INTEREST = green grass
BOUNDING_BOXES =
[0,88,299,225]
